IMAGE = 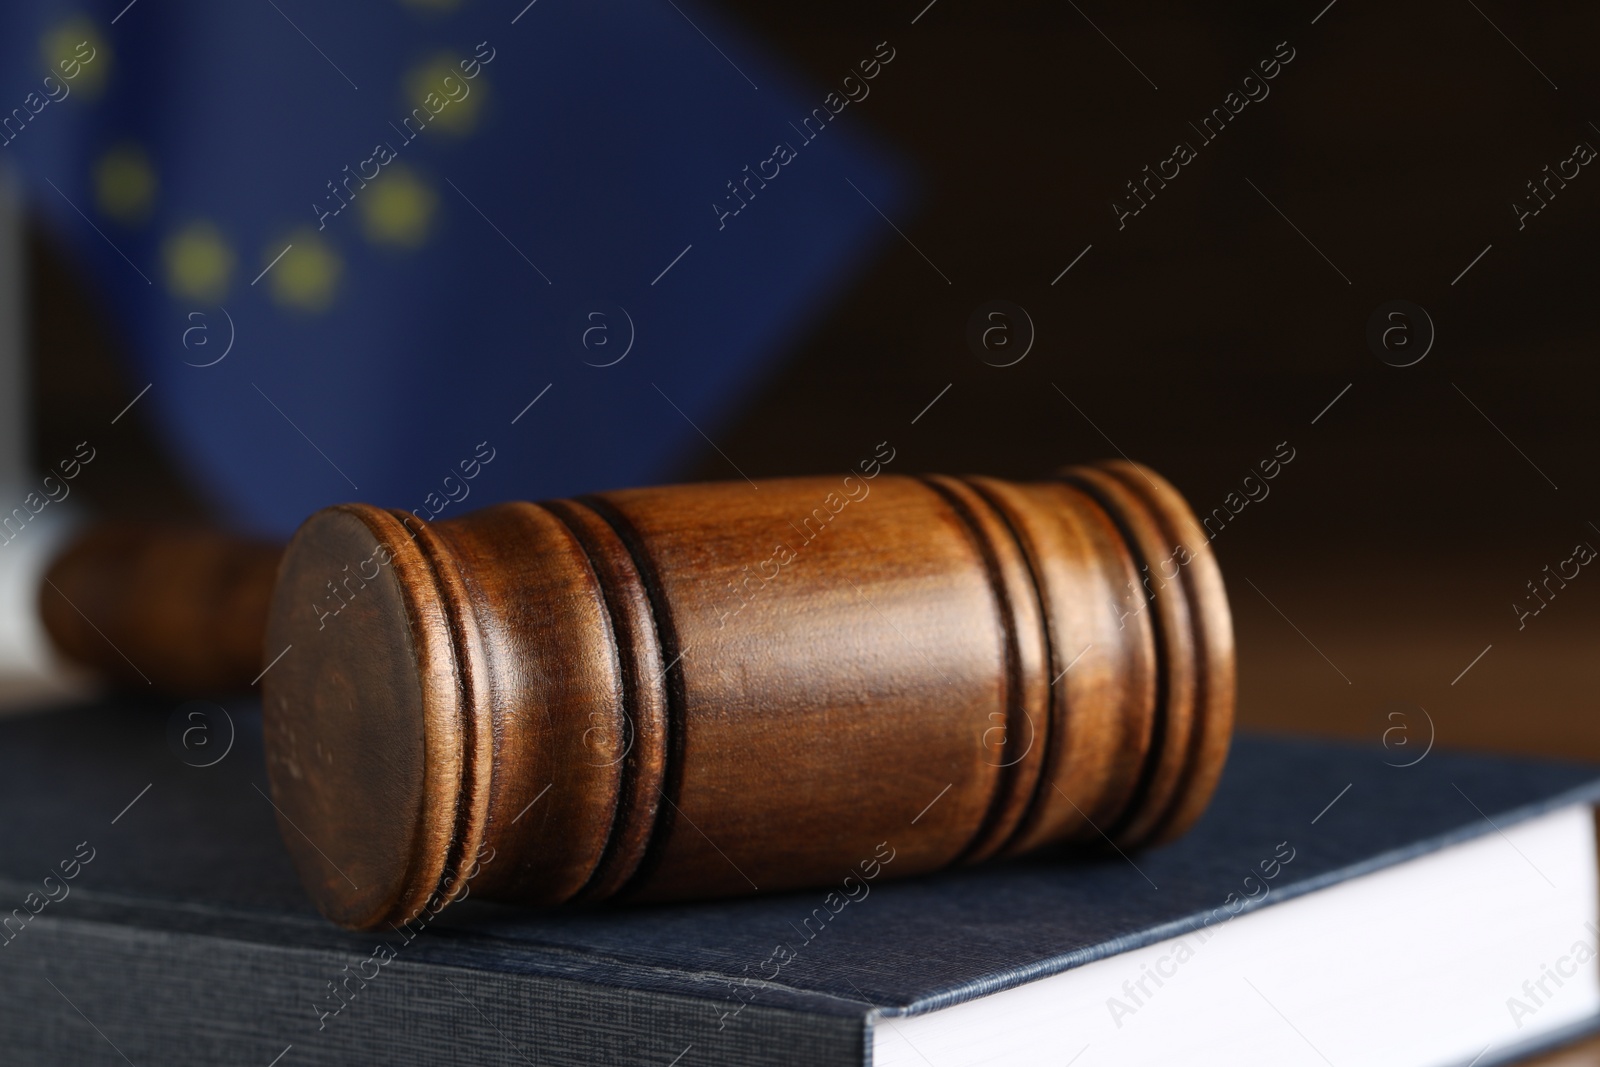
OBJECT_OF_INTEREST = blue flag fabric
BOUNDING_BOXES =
[0,0,905,536]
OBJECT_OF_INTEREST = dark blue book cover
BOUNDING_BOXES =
[0,700,1595,1065]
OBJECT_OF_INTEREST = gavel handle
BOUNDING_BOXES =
[39,522,282,693]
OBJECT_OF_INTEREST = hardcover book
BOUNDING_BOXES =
[0,700,1595,1066]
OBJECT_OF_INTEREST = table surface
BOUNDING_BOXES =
[1532,1041,1600,1066]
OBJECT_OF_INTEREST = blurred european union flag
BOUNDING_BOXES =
[0,0,907,536]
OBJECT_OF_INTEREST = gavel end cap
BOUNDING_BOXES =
[262,506,464,930]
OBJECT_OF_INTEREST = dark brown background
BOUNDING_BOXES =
[29,3,1600,1058]
[693,0,1600,767]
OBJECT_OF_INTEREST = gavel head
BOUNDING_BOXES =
[262,461,1234,930]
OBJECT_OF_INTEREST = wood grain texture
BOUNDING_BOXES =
[260,460,1235,929]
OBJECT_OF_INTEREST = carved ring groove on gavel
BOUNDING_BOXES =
[260,459,1234,930]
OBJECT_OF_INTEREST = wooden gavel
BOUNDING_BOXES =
[40,459,1233,930]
